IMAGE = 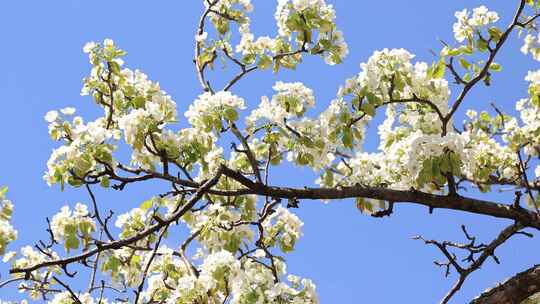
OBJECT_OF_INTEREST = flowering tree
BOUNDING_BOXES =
[2,0,540,303]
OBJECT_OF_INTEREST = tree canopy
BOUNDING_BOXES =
[2,0,540,303]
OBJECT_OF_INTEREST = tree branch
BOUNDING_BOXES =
[445,0,527,123]
[10,166,225,276]
[470,264,540,304]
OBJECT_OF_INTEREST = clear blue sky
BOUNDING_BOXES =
[0,1,538,303]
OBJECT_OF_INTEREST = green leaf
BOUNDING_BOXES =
[323,171,334,186]
[459,58,470,69]
[460,45,474,55]
[365,92,380,106]
[489,63,502,72]
[257,55,272,70]
[446,47,462,56]
[0,186,7,198]
[140,199,153,210]
[198,51,214,66]
[483,73,492,86]
[102,256,121,276]
[449,153,462,175]
[431,158,440,176]
[100,176,110,188]
[242,54,256,65]
[65,234,79,250]
[223,108,239,121]
[342,129,353,149]
[108,61,121,75]
[131,96,146,109]
[273,60,280,74]
[488,27,502,42]
[296,152,313,165]
[215,18,229,35]
[79,222,94,242]
[361,103,375,117]
[432,59,446,79]
[440,156,450,173]
[476,38,489,52]
[355,197,373,214]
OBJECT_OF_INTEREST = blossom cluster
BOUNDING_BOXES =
[247,81,315,128]
[50,203,96,251]
[262,206,303,253]
[453,6,499,43]
[505,70,540,159]
[44,113,118,187]
[0,187,16,256]
[10,245,61,297]
[185,91,246,133]
[275,0,348,65]
[521,33,540,61]
[48,292,109,304]
[247,82,359,170]
[134,246,318,304]
[339,48,449,120]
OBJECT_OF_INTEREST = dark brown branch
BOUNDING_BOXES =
[10,166,225,276]
[134,225,168,304]
[101,163,540,230]
[229,122,262,183]
[416,223,528,304]
[446,57,468,85]
[85,184,115,241]
[220,166,540,230]
[53,276,82,304]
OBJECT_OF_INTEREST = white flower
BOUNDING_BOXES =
[103,38,114,47]
[195,32,208,42]
[82,41,96,53]
[50,203,95,247]
[323,30,348,65]
[247,81,315,128]
[45,110,59,123]
[466,109,477,119]
[2,251,16,263]
[453,6,499,42]
[521,34,540,61]
[114,213,130,229]
[469,6,499,27]
[525,70,540,84]
[254,249,266,258]
[185,91,245,132]
[60,107,76,115]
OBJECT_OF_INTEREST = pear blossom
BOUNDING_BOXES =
[453,6,499,42]
[45,110,59,123]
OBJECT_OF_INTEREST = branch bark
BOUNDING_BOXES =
[470,264,540,304]
[10,166,225,276]
[220,167,540,230]
[102,165,540,230]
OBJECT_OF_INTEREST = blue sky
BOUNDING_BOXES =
[0,1,539,303]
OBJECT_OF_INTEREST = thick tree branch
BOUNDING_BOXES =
[99,164,540,230]
[220,167,540,230]
[470,264,540,304]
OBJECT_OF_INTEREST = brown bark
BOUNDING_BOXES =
[470,265,540,304]
[220,167,540,230]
